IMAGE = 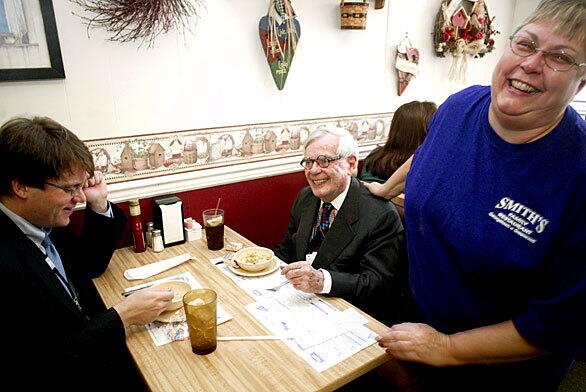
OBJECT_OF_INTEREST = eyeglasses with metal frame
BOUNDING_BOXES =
[509,35,586,72]
[44,181,85,196]
[300,155,342,169]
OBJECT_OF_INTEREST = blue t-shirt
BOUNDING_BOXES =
[406,85,586,359]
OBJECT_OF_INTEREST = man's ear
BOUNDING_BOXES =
[11,180,30,199]
[347,155,358,175]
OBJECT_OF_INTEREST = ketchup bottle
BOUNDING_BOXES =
[129,199,146,253]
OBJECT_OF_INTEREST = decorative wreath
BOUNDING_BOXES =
[70,0,205,47]
[434,0,498,59]
[434,0,499,81]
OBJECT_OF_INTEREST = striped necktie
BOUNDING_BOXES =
[307,203,335,253]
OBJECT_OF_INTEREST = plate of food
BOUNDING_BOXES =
[156,307,187,323]
[228,258,280,277]
[228,247,280,277]
[151,280,192,311]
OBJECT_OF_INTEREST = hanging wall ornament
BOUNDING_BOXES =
[395,34,419,96]
[259,0,301,90]
[70,0,205,47]
[434,0,499,82]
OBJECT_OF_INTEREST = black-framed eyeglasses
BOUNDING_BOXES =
[509,35,586,72]
[300,155,342,169]
[45,181,84,196]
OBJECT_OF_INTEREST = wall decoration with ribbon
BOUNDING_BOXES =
[395,34,419,96]
[434,0,499,82]
[259,0,301,90]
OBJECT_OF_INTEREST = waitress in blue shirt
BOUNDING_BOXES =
[365,1,586,390]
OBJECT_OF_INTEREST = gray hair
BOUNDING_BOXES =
[305,126,359,157]
[514,0,586,55]
[304,126,359,175]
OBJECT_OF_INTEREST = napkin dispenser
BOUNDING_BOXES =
[152,194,185,247]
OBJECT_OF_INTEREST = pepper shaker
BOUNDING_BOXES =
[152,229,164,253]
[145,222,154,248]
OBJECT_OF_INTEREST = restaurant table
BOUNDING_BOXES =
[93,226,392,391]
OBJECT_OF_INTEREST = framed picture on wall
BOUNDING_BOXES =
[0,0,64,81]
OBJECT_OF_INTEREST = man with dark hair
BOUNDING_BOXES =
[0,117,173,390]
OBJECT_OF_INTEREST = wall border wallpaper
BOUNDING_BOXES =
[86,112,392,185]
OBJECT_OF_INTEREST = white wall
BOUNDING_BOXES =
[0,0,521,140]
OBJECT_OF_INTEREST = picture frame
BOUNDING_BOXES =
[0,0,65,81]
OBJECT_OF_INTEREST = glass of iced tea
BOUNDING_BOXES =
[202,208,224,250]
[183,289,217,355]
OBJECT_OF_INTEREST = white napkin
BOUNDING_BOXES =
[124,253,193,280]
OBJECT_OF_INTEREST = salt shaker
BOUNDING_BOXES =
[145,222,154,247]
[152,229,164,253]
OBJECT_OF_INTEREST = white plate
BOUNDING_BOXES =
[228,258,280,277]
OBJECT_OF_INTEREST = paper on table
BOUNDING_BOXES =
[210,255,377,372]
[292,308,370,349]
[138,272,233,346]
[246,296,377,372]
[124,253,193,280]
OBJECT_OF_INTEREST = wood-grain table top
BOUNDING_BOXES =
[93,227,390,391]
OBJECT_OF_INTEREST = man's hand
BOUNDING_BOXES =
[376,322,456,367]
[113,288,174,327]
[281,261,324,293]
[83,171,109,213]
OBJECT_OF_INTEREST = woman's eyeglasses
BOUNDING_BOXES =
[509,35,585,72]
[300,155,342,169]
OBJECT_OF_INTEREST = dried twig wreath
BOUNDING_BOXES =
[70,0,205,47]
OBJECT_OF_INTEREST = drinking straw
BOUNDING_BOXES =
[214,198,221,215]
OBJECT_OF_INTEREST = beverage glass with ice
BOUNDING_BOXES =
[202,209,224,250]
[183,289,217,355]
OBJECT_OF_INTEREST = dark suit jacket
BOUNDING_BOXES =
[275,177,405,325]
[0,205,145,390]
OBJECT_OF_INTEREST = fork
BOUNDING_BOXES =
[265,280,290,291]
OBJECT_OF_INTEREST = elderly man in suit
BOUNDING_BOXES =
[277,126,405,325]
[0,117,173,390]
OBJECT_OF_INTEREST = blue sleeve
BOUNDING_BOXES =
[514,202,586,359]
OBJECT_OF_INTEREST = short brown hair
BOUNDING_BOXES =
[365,101,437,180]
[0,117,94,196]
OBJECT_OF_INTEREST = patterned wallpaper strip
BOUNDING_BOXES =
[85,113,393,184]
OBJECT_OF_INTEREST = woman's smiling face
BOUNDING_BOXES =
[490,22,586,133]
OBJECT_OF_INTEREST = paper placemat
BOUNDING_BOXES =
[124,272,232,346]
